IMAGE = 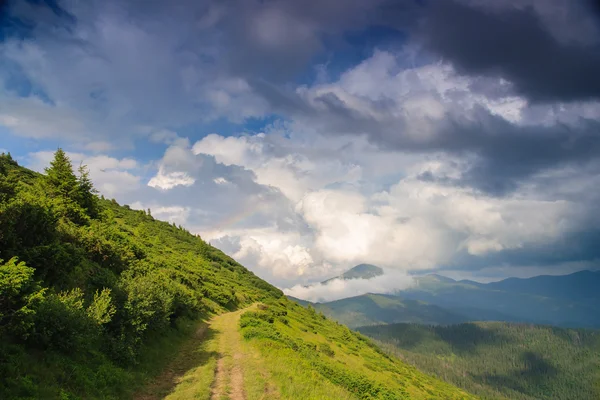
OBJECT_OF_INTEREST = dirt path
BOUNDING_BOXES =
[135,305,277,400]
[210,309,247,400]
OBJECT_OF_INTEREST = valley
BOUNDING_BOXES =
[358,321,600,400]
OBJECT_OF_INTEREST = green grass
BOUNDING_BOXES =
[358,321,600,400]
[240,300,476,399]
[136,320,219,400]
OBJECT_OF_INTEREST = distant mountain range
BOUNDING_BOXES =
[403,271,600,328]
[290,266,600,329]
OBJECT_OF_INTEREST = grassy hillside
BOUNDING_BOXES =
[401,274,600,328]
[239,299,475,399]
[0,151,473,399]
[0,151,282,399]
[358,322,600,400]
[308,293,468,328]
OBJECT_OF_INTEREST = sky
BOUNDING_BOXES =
[1,0,600,297]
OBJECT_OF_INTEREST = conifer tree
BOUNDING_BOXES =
[77,163,99,218]
[45,149,79,200]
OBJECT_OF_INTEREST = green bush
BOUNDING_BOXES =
[319,342,335,357]
[87,288,116,325]
[31,289,96,352]
[0,257,45,338]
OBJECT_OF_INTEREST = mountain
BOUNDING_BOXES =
[294,270,600,330]
[483,270,600,303]
[399,273,600,328]
[321,263,383,284]
[308,293,468,328]
[0,152,472,399]
[358,321,600,400]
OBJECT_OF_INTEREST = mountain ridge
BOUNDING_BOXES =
[402,270,600,328]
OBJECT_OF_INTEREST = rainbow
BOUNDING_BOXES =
[209,205,261,232]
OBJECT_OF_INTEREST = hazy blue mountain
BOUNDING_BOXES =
[483,270,600,303]
[399,272,600,328]
[321,263,383,284]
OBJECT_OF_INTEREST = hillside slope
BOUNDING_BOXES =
[0,151,282,399]
[0,152,473,399]
[358,322,600,400]
[237,299,475,399]
[307,293,468,328]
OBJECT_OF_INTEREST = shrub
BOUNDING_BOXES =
[319,342,335,357]
[31,289,96,352]
[87,288,116,326]
[0,258,45,338]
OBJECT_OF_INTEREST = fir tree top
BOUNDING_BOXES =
[45,148,79,199]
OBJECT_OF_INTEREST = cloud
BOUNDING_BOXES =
[0,0,408,145]
[192,131,363,202]
[284,269,414,302]
[0,0,270,145]
[0,97,90,142]
[419,0,600,102]
[287,50,600,194]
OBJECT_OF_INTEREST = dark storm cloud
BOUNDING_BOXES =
[420,0,600,102]
[448,229,600,272]
[2,0,423,81]
[440,110,600,194]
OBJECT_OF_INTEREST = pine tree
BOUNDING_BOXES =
[45,148,79,200]
[77,163,99,218]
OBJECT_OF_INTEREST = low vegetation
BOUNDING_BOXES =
[358,321,600,400]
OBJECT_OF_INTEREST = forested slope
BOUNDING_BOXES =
[358,322,600,400]
[0,151,473,399]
